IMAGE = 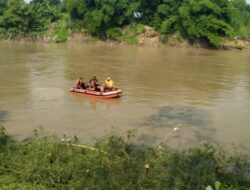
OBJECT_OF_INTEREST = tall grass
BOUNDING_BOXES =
[0,127,249,190]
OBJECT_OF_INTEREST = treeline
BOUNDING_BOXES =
[1,0,250,46]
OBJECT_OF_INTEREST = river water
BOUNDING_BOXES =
[0,42,250,149]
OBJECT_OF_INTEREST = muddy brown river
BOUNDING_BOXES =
[0,42,250,149]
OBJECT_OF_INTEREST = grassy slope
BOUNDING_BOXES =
[0,127,249,190]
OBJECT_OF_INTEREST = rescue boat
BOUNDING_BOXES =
[70,88,122,99]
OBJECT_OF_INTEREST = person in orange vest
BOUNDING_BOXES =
[105,77,115,90]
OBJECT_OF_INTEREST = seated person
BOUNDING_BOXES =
[89,75,102,91]
[89,75,99,84]
[88,82,96,91]
[105,77,115,90]
[75,77,87,89]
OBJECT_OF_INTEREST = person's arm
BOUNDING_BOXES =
[75,80,80,88]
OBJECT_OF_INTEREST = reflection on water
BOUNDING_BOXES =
[0,42,250,149]
[0,110,8,123]
[137,106,214,149]
[141,106,209,127]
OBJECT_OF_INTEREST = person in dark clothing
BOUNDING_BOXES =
[75,77,87,89]
[89,75,101,91]
[89,75,99,84]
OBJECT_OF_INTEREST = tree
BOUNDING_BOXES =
[230,0,250,36]
[1,0,31,36]
[155,0,183,32]
[0,0,250,44]
[64,0,130,37]
[178,0,234,46]
[0,0,7,15]
[0,0,8,31]
[31,0,61,5]
[27,0,61,33]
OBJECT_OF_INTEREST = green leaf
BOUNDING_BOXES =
[215,181,221,190]
[206,186,214,190]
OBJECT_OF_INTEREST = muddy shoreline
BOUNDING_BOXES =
[1,31,250,50]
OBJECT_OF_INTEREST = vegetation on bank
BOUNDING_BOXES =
[0,126,249,190]
[0,0,250,47]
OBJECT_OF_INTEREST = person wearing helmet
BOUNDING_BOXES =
[105,77,115,90]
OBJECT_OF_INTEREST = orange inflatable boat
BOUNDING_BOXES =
[70,88,122,99]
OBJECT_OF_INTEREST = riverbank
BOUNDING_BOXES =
[0,127,249,190]
[2,26,250,50]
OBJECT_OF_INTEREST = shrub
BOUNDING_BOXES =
[0,128,249,189]
[106,28,122,40]
[52,14,71,42]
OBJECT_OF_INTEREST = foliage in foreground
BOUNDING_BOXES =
[0,126,249,190]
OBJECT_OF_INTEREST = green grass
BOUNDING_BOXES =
[121,24,145,45]
[0,126,249,190]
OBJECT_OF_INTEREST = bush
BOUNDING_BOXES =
[52,14,71,42]
[135,24,145,34]
[53,30,70,42]
[0,126,11,150]
[124,36,138,45]
[121,24,146,45]
[106,28,122,40]
[0,128,249,189]
[0,28,7,39]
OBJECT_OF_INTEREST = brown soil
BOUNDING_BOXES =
[137,26,160,46]
[2,27,250,50]
[221,38,250,50]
